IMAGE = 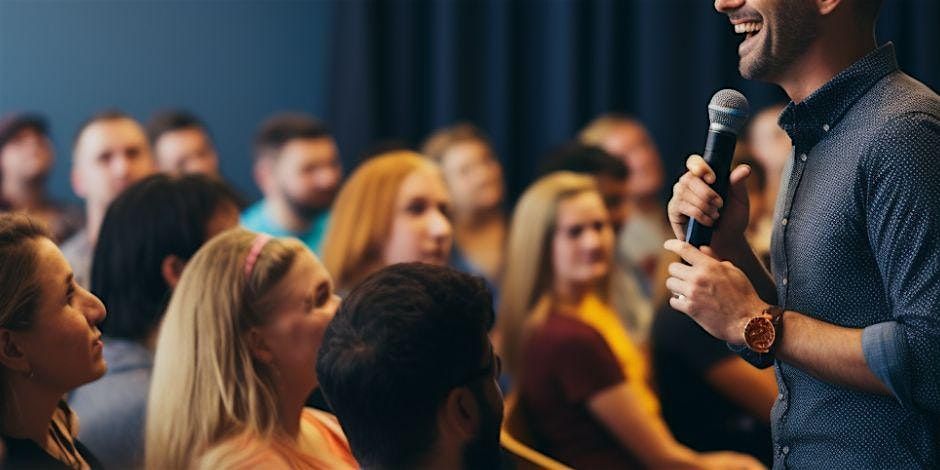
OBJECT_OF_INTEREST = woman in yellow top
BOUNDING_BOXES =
[145,229,357,469]
[498,172,763,470]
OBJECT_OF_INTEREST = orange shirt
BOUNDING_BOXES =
[197,408,358,469]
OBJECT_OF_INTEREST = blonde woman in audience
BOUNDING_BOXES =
[0,214,107,469]
[422,123,507,286]
[498,172,763,470]
[321,151,452,293]
[145,229,356,469]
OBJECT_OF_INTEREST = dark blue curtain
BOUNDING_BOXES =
[326,0,940,201]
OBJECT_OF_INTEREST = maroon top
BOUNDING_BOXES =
[520,314,641,469]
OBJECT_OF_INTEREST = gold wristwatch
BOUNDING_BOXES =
[744,305,785,354]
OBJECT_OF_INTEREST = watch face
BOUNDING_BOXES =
[745,315,776,353]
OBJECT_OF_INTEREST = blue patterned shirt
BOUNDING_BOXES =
[738,43,940,468]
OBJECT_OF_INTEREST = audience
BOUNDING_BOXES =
[422,123,507,287]
[321,151,453,293]
[146,229,356,469]
[60,110,157,288]
[744,103,790,215]
[580,114,669,293]
[650,248,776,466]
[0,113,82,242]
[498,172,762,469]
[317,263,503,470]
[67,174,241,469]
[146,109,221,177]
[0,213,107,469]
[541,142,654,346]
[241,113,342,254]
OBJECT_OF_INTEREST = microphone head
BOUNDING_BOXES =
[708,89,750,134]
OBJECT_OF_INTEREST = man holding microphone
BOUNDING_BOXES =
[665,0,939,468]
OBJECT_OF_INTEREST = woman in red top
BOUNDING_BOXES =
[498,172,763,470]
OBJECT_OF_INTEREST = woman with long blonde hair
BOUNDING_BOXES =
[145,228,356,469]
[498,172,762,470]
[321,151,453,293]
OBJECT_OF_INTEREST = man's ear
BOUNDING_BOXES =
[246,328,275,364]
[71,163,87,199]
[253,156,275,195]
[0,329,31,374]
[160,255,186,289]
[441,387,481,440]
[816,0,843,16]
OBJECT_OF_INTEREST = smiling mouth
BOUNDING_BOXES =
[734,20,763,39]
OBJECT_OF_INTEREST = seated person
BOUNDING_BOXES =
[540,142,654,347]
[422,123,507,287]
[317,263,503,469]
[321,151,453,293]
[61,110,157,288]
[0,113,82,242]
[145,229,356,469]
[68,174,241,469]
[146,109,221,177]
[498,172,763,470]
[0,213,107,469]
[241,113,343,254]
[651,277,776,465]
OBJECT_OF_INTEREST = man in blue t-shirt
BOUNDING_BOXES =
[241,113,343,254]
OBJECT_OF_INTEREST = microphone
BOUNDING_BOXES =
[685,89,750,247]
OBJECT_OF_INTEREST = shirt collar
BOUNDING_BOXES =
[778,42,899,151]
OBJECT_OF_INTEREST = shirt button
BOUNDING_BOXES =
[822,124,830,132]
[783,446,790,455]
[800,153,807,162]
[781,217,788,226]
[782,277,789,286]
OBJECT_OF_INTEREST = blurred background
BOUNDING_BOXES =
[1,0,937,203]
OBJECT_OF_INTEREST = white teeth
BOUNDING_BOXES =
[734,22,763,34]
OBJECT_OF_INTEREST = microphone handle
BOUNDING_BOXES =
[685,129,738,247]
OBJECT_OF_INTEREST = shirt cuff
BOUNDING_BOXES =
[862,321,912,407]
[727,342,775,369]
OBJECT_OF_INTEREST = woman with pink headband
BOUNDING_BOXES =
[145,229,356,469]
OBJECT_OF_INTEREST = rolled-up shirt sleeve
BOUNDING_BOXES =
[861,112,940,415]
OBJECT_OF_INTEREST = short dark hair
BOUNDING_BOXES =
[317,263,495,469]
[540,141,628,181]
[72,109,136,154]
[253,113,332,161]
[0,113,48,150]
[92,173,241,341]
[146,109,209,144]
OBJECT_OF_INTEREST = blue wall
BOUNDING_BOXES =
[0,0,333,202]
[2,0,937,204]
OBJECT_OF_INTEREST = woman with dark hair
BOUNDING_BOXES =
[0,213,107,469]
[68,174,241,469]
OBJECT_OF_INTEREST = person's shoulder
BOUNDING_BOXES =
[197,433,290,470]
[240,200,267,226]
[868,71,940,122]
[301,408,345,439]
